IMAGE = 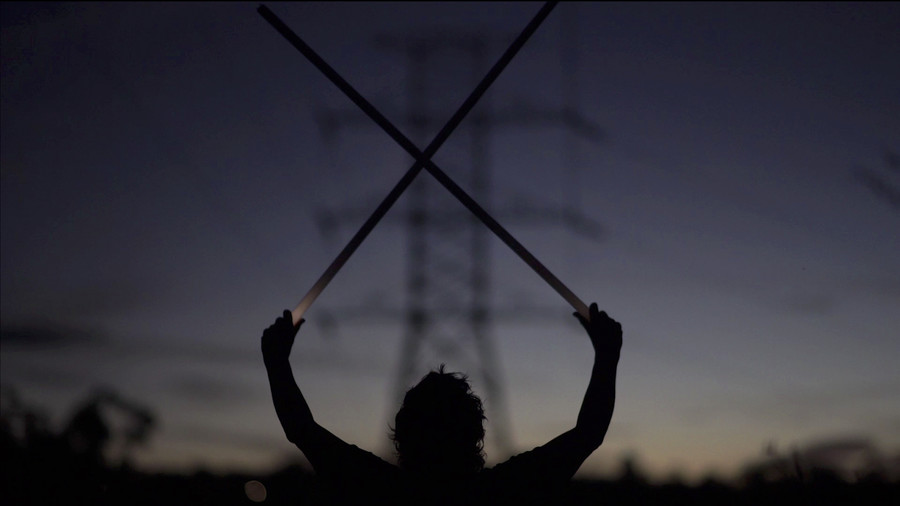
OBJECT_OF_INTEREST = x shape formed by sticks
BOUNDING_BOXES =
[258,2,589,324]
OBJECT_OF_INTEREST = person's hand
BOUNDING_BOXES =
[261,310,304,363]
[574,303,622,360]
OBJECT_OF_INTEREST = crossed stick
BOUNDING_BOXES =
[258,2,590,324]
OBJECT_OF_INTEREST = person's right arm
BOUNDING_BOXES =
[261,311,349,470]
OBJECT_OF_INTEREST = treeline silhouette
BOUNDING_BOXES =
[2,388,897,505]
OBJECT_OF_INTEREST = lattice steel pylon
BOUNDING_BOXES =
[313,27,602,458]
[392,34,512,454]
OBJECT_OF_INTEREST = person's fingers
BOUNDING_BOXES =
[589,303,605,325]
[279,310,297,334]
[573,311,589,330]
[576,304,622,343]
[292,318,305,337]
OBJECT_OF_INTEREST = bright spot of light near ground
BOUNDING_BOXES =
[244,480,267,502]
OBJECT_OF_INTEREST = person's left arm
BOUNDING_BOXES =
[496,303,621,482]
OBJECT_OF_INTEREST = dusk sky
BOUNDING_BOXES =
[2,2,898,481]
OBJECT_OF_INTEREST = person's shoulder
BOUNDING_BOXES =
[343,444,399,472]
[475,450,563,505]
[317,445,402,503]
[315,442,399,482]
[487,446,548,469]
[480,445,573,493]
[480,446,546,483]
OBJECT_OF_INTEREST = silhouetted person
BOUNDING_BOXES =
[262,302,621,505]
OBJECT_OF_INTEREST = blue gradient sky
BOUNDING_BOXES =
[2,2,899,480]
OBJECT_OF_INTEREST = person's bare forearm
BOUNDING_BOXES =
[265,356,316,446]
[261,312,349,472]
[261,311,323,451]
[573,303,622,449]
[575,355,618,448]
[530,304,622,478]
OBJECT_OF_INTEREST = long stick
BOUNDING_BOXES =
[258,2,561,323]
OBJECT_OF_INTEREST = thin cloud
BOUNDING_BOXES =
[683,381,900,425]
[778,292,834,316]
[2,279,171,324]
[0,362,93,388]
[0,322,104,348]
[166,373,256,405]
[853,166,900,210]
[167,422,290,453]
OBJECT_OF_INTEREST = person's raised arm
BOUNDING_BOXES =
[261,310,347,469]
[510,302,621,480]
[571,302,622,448]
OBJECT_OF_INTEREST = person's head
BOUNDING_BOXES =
[391,365,486,475]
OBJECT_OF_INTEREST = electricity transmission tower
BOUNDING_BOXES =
[314,26,601,458]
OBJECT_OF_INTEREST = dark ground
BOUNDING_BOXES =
[2,388,897,505]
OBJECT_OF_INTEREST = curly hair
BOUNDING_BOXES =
[390,365,486,475]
